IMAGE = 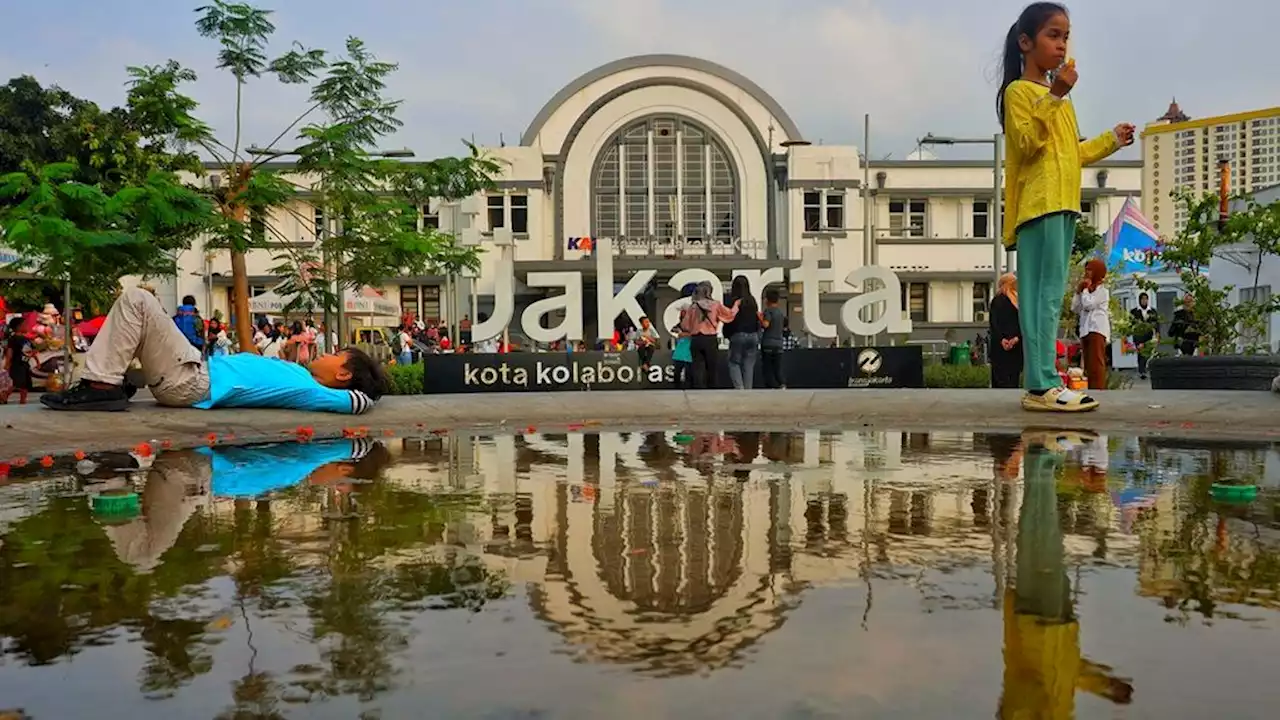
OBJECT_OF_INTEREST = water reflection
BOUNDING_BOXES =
[0,430,1276,717]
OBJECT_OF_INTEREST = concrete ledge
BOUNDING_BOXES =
[2,389,1277,458]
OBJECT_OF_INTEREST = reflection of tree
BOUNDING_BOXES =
[294,484,510,702]
[1,442,505,711]
[229,499,296,607]
[1147,455,1280,622]
[0,495,227,688]
[139,617,214,698]
[216,670,286,720]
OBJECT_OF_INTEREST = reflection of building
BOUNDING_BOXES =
[138,54,1138,342]
[395,430,1150,674]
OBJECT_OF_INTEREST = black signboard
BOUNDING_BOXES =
[421,346,923,393]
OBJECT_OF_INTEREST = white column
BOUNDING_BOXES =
[675,129,684,238]
[618,145,627,237]
[646,129,656,237]
[598,431,620,509]
[704,145,713,237]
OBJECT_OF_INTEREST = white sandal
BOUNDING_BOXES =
[1021,386,1099,413]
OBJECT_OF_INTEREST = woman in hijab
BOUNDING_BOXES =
[989,272,1022,389]
[679,281,740,389]
[1073,259,1111,390]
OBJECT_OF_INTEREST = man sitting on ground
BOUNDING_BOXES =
[41,287,386,413]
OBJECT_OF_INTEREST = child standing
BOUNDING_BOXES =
[671,324,692,389]
[759,288,787,389]
[999,3,1133,412]
[2,317,31,404]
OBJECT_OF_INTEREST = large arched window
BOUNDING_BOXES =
[592,116,738,243]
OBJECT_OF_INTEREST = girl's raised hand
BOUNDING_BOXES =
[1050,59,1077,98]
[1114,123,1136,146]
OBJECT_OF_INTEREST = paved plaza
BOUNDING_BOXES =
[2,388,1276,458]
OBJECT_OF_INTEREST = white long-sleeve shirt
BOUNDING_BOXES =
[1073,286,1111,341]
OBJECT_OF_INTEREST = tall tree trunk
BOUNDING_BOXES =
[230,248,256,353]
[226,164,258,354]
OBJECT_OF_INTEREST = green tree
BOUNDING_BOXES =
[1140,190,1280,355]
[0,161,211,358]
[1073,215,1104,257]
[180,1,500,349]
[0,70,208,310]
[264,38,500,334]
[181,0,327,351]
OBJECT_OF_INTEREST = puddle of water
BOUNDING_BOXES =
[0,431,1277,719]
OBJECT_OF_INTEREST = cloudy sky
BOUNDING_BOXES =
[1,0,1275,161]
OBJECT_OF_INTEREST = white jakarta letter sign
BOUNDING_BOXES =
[477,238,912,342]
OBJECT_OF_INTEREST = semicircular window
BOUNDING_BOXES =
[591,116,738,245]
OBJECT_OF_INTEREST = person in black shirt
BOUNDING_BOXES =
[723,276,761,389]
[989,273,1023,388]
[3,316,31,404]
[1168,294,1198,356]
[1128,292,1160,378]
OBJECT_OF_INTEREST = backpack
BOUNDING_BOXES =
[680,302,711,335]
[391,332,404,355]
[173,308,204,349]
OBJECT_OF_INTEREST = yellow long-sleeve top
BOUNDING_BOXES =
[1002,79,1121,248]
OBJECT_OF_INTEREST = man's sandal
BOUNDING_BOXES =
[1021,386,1099,413]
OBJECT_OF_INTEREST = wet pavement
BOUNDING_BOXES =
[5,388,1280,458]
[0,430,1277,718]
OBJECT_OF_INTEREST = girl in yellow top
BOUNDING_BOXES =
[999,3,1135,412]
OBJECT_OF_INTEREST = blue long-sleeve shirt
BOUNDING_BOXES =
[200,439,372,498]
[193,354,374,414]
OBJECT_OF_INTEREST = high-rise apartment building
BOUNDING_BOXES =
[1142,101,1280,236]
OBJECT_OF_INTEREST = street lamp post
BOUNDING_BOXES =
[245,145,415,346]
[916,133,1006,292]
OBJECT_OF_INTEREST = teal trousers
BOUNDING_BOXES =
[1015,448,1071,621]
[1016,212,1074,391]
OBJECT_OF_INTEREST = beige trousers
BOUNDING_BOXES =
[82,288,210,406]
[102,451,212,572]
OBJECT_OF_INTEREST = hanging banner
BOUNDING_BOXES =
[421,346,924,393]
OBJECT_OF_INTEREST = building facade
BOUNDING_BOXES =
[1208,184,1280,352]
[153,54,1140,344]
[1141,101,1280,237]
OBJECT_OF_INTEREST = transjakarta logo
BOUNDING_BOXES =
[848,348,892,387]
[857,349,882,374]
[462,359,674,388]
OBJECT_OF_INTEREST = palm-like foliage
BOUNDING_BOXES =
[0,161,211,298]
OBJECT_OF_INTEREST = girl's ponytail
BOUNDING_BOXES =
[996,22,1023,128]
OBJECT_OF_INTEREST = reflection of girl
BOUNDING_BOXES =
[998,3,1133,411]
[999,432,1133,718]
[989,273,1023,388]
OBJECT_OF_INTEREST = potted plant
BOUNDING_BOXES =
[1147,190,1280,390]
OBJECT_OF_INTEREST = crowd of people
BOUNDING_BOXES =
[987,267,1201,392]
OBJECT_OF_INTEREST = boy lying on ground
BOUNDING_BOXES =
[41,288,386,413]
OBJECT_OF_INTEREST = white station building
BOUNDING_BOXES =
[155,54,1141,344]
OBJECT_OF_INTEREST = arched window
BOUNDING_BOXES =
[592,116,738,243]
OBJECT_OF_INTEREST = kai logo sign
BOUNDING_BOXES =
[471,238,913,343]
[565,236,595,251]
